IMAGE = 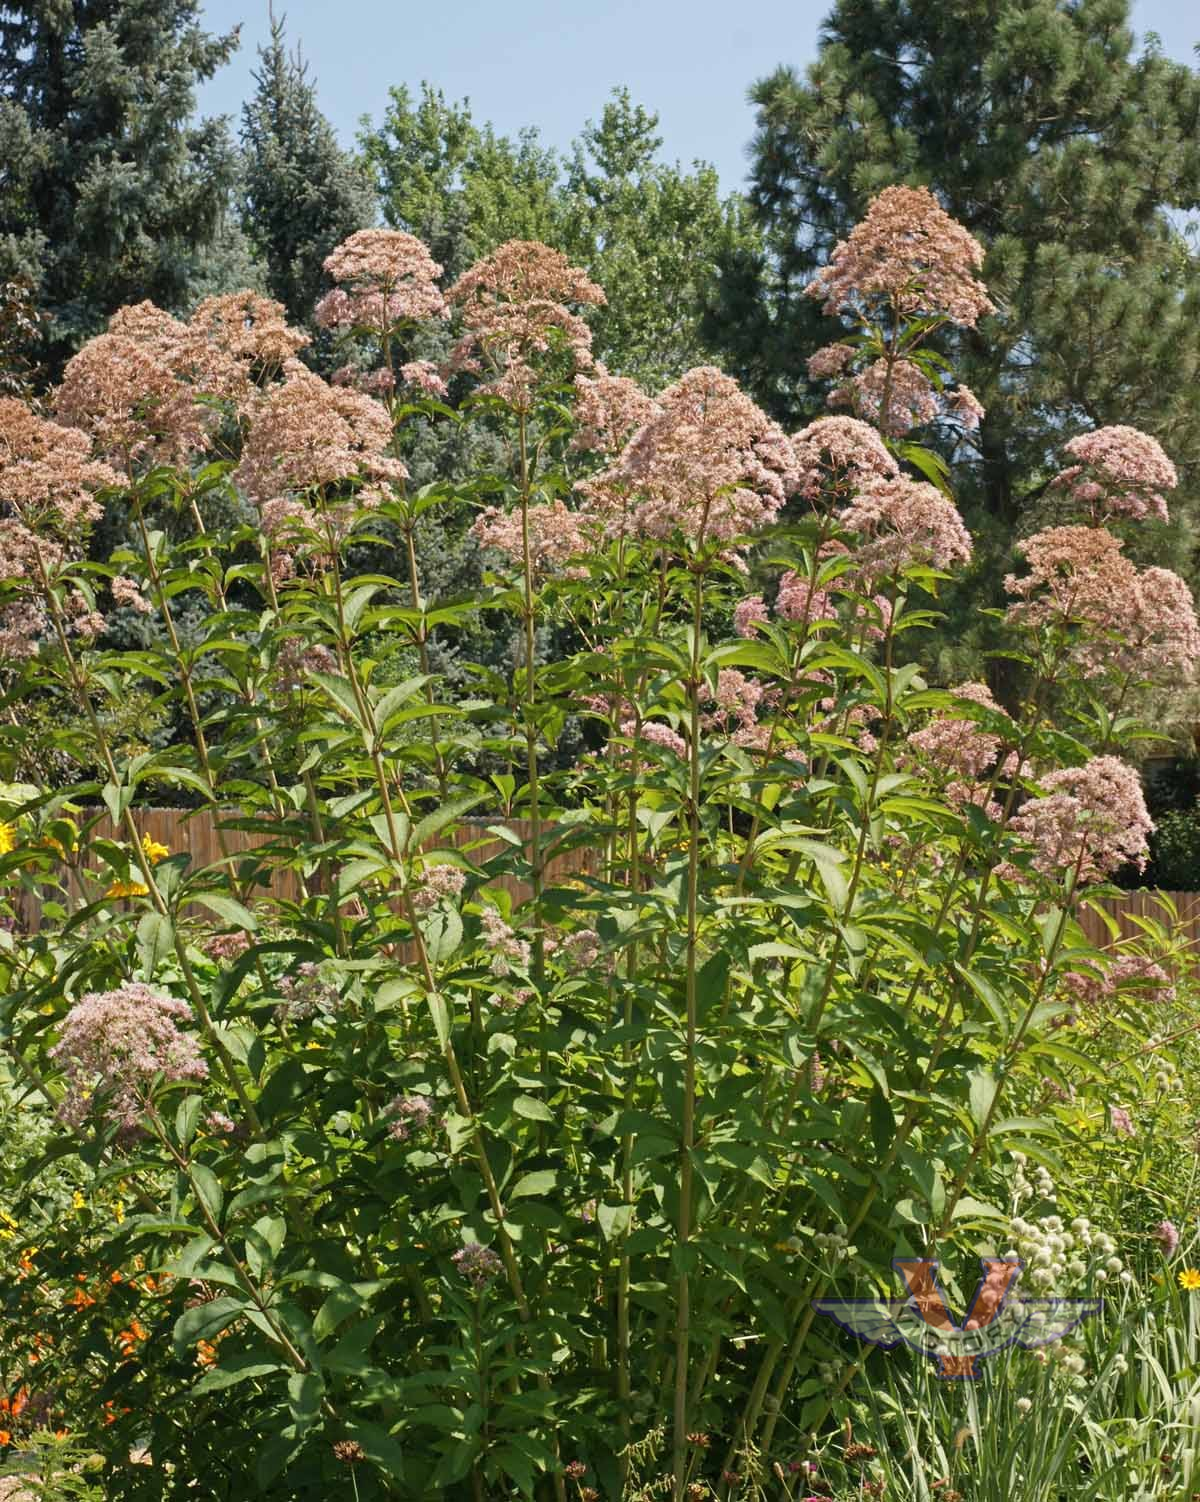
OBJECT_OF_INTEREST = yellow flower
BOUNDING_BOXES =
[141,833,169,865]
[0,822,15,856]
[1178,1268,1200,1290]
[72,1191,86,1212]
[112,1198,126,1225]
[105,880,149,900]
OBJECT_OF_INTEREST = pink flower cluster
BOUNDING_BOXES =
[838,477,973,578]
[480,907,531,977]
[385,1093,435,1141]
[448,240,604,409]
[471,500,587,574]
[235,368,408,508]
[49,983,208,1131]
[1006,755,1152,884]
[775,571,838,627]
[905,681,1011,780]
[0,398,118,543]
[315,229,448,334]
[411,863,467,912]
[111,576,152,614]
[1062,954,1176,1014]
[1051,425,1177,524]
[55,294,307,466]
[1005,526,1200,684]
[804,185,994,328]
[587,366,800,546]
[570,366,659,455]
[453,1242,503,1287]
[790,415,898,498]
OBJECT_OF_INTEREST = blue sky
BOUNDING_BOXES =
[195,0,1200,192]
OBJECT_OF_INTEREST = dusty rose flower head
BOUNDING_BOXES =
[807,342,857,380]
[1006,755,1152,885]
[805,185,994,328]
[1110,1105,1135,1136]
[844,357,940,434]
[49,983,208,1131]
[1052,425,1177,524]
[471,500,587,574]
[411,863,467,912]
[1005,526,1200,684]
[273,637,337,691]
[56,294,297,464]
[790,415,898,499]
[0,598,45,658]
[734,594,769,636]
[453,1241,504,1288]
[202,931,252,963]
[0,398,119,560]
[110,576,152,614]
[480,907,531,977]
[947,385,985,428]
[399,360,449,399]
[235,369,407,506]
[317,229,447,333]
[590,366,799,546]
[618,717,688,763]
[189,291,308,372]
[570,365,659,454]
[838,476,973,578]
[905,681,1010,780]
[448,240,603,407]
[1155,1219,1180,1257]
[775,571,838,627]
[385,1093,434,1141]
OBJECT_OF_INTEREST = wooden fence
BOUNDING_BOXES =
[12,809,1200,953]
[11,808,596,932]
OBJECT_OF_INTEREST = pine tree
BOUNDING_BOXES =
[706,0,1200,542]
[239,11,375,325]
[0,0,244,366]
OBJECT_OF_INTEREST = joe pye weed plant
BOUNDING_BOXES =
[0,187,1196,1500]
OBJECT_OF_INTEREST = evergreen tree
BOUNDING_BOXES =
[0,0,244,366]
[706,1,1200,540]
[239,11,375,326]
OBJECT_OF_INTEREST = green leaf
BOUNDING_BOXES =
[596,1201,635,1240]
[175,1095,203,1150]
[173,1294,245,1355]
[512,1095,554,1123]
[136,911,174,978]
[510,1170,557,1199]
[188,892,259,931]
[190,1163,224,1223]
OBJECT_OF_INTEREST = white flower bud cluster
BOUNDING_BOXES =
[813,1229,856,1262]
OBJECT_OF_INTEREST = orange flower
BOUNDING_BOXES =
[195,1339,218,1368]
[69,1286,96,1309]
[0,1429,11,1447]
